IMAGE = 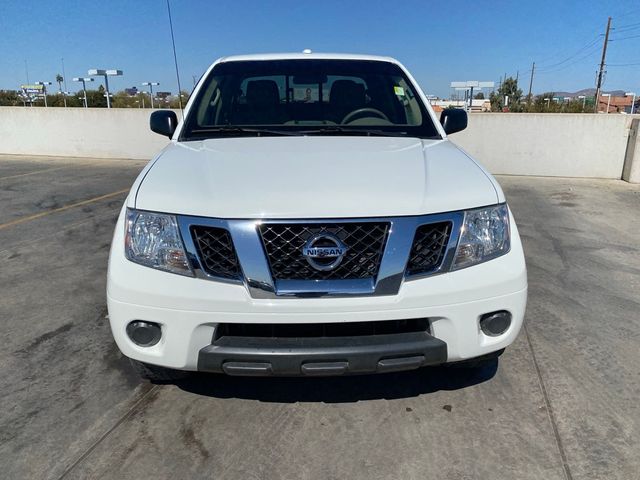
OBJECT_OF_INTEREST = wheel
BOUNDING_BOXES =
[129,358,191,383]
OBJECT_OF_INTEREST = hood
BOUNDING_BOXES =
[135,136,498,218]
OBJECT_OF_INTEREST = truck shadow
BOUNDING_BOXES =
[173,361,498,403]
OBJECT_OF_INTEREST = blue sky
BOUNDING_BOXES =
[1,0,640,98]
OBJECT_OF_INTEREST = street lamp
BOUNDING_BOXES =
[601,93,611,114]
[141,82,159,108]
[35,81,52,107]
[73,77,94,108]
[577,95,588,112]
[625,92,636,114]
[578,95,587,111]
[138,91,148,108]
[88,69,122,108]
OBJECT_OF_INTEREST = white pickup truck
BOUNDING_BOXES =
[107,52,527,381]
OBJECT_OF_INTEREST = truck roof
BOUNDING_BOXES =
[217,52,400,64]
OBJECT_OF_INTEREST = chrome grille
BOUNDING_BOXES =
[191,226,241,279]
[259,223,389,280]
[406,222,452,276]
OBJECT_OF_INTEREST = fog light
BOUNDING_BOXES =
[479,311,512,337]
[126,320,162,347]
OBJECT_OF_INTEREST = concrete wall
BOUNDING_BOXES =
[0,107,172,160]
[0,107,639,180]
[622,119,640,183]
[451,113,636,179]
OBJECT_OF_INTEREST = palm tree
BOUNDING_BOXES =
[55,74,66,107]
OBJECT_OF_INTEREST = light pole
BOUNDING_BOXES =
[625,92,636,114]
[578,95,586,111]
[35,81,52,107]
[88,69,122,108]
[142,82,159,108]
[139,91,148,108]
[73,77,94,108]
[601,93,611,113]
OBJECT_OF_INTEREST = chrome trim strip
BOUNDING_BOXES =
[228,220,276,298]
[177,216,245,285]
[275,278,375,297]
[177,212,464,299]
[403,212,465,281]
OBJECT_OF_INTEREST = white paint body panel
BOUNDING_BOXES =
[135,137,499,218]
[108,53,527,372]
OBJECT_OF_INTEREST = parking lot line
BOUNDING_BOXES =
[0,188,129,230]
[0,166,73,181]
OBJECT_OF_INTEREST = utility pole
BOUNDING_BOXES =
[595,16,612,113]
[527,62,535,105]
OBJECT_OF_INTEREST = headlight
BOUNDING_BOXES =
[452,204,510,270]
[124,209,192,276]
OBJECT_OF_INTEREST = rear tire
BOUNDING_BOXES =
[129,358,191,383]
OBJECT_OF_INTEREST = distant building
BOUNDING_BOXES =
[430,99,490,113]
[125,87,139,96]
[597,94,633,113]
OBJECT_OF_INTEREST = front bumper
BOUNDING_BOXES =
[107,206,527,373]
[198,331,447,376]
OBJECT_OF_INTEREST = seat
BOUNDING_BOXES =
[329,80,366,123]
[239,80,283,125]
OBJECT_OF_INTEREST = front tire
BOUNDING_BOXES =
[129,359,191,383]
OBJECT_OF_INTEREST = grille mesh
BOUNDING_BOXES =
[259,223,389,280]
[406,222,452,276]
[191,226,241,279]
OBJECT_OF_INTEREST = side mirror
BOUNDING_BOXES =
[150,110,178,138]
[440,108,468,135]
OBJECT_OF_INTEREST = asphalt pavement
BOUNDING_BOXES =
[0,154,638,480]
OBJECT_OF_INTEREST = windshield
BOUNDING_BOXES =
[180,59,440,139]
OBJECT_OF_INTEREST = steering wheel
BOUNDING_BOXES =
[341,107,390,124]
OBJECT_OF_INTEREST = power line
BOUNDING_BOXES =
[535,45,601,74]
[616,20,640,27]
[535,36,601,70]
[610,33,640,41]
[510,31,602,74]
[611,24,640,34]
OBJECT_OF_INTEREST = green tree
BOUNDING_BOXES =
[0,89,23,106]
[474,92,485,100]
[55,73,67,107]
[564,98,586,113]
[85,85,108,108]
[46,92,82,108]
[112,91,134,108]
[530,92,556,112]
[168,90,191,109]
[489,77,523,112]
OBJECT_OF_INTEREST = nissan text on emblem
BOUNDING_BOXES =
[302,233,348,271]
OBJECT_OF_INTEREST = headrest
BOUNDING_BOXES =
[330,80,365,106]
[246,80,280,107]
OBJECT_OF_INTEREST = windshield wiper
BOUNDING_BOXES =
[189,126,303,137]
[299,126,409,137]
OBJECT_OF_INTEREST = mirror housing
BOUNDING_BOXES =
[440,108,468,135]
[150,110,178,138]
